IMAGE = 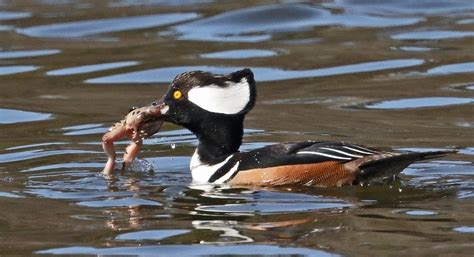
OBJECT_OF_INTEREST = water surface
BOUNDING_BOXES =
[0,1,473,257]
[18,13,200,38]
[200,49,278,59]
[0,108,52,124]
[364,97,474,109]
[86,59,424,84]
[46,61,139,76]
[170,4,423,42]
[0,66,39,75]
[0,49,60,59]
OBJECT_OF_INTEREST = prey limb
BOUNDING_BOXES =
[101,104,164,175]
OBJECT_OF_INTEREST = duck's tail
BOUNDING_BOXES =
[352,150,457,184]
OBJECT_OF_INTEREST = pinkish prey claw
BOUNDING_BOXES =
[101,103,165,175]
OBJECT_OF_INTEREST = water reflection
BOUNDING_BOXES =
[199,49,278,59]
[62,123,106,136]
[0,11,31,20]
[453,226,474,233]
[17,13,200,38]
[86,59,424,84]
[397,46,434,52]
[404,210,437,216]
[1,1,474,255]
[78,197,162,207]
[6,142,67,151]
[0,149,98,163]
[115,229,190,241]
[47,61,139,76]
[37,244,339,256]
[0,49,60,59]
[392,30,474,40]
[192,220,254,244]
[0,191,24,198]
[170,4,422,42]
[0,108,52,124]
[0,25,13,31]
[0,66,39,76]
[195,189,352,215]
[363,97,474,110]
[109,0,214,7]
[427,62,474,75]
[458,18,474,24]
[326,0,474,15]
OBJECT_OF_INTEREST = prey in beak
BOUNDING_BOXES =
[101,102,168,175]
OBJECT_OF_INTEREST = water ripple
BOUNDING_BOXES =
[0,49,61,59]
[6,142,67,151]
[47,61,139,76]
[0,11,31,20]
[327,0,474,15]
[25,188,133,200]
[404,210,437,216]
[169,4,423,42]
[109,0,213,7]
[37,244,339,256]
[0,149,99,163]
[453,226,474,233]
[195,190,352,215]
[0,108,52,124]
[392,30,474,41]
[86,59,425,84]
[24,162,103,172]
[427,62,474,75]
[0,66,39,76]
[115,229,190,241]
[199,49,278,59]
[78,197,162,208]
[0,191,24,198]
[62,123,107,136]
[17,13,200,38]
[364,97,474,110]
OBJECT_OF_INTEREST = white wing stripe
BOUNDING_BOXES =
[342,146,374,155]
[297,151,352,160]
[351,145,379,153]
[320,147,363,158]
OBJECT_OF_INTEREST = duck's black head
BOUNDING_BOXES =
[151,68,256,163]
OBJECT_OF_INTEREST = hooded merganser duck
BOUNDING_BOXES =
[145,68,454,187]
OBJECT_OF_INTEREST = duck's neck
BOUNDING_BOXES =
[188,115,244,165]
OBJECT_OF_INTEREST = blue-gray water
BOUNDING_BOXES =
[0,1,473,256]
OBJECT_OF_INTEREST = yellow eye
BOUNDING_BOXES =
[173,90,182,99]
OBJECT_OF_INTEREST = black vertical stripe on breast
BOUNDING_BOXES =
[207,157,240,183]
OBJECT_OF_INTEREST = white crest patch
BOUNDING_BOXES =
[188,78,250,114]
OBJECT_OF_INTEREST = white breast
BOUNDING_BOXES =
[190,150,236,184]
